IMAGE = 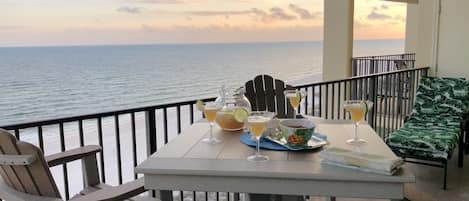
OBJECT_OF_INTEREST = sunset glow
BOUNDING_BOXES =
[0,0,407,46]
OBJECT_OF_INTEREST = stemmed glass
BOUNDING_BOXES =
[247,111,275,162]
[202,102,223,144]
[344,100,373,146]
[284,89,304,119]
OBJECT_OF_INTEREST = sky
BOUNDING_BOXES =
[0,0,407,46]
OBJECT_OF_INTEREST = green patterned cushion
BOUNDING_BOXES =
[388,77,469,161]
[412,77,469,117]
[388,119,461,160]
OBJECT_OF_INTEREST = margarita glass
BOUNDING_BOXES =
[284,89,304,119]
[247,111,275,162]
[202,102,223,144]
[344,100,373,146]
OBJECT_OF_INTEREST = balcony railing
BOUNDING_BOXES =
[0,66,429,201]
[352,53,416,76]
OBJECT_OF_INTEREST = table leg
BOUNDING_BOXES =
[234,193,240,201]
[248,194,305,201]
[391,198,411,201]
[280,195,304,201]
[248,193,276,201]
[160,190,173,201]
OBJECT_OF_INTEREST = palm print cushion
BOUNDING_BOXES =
[388,77,469,161]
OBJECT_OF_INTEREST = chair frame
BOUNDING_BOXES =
[388,114,469,190]
[0,128,145,201]
[245,74,295,118]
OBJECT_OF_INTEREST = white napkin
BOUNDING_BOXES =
[319,147,404,175]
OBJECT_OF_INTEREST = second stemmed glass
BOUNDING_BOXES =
[246,111,275,162]
[344,100,373,146]
[284,89,304,119]
[202,102,223,144]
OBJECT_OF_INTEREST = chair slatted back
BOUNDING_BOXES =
[0,129,61,198]
[245,74,294,118]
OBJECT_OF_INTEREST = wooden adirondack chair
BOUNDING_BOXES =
[0,128,148,201]
[244,74,295,118]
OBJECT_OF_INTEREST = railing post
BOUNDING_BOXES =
[146,109,157,155]
[397,73,403,116]
[352,59,358,77]
[369,76,378,129]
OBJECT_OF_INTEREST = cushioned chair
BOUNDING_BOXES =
[387,76,469,189]
[0,128,150,201]
[244,74,295,118]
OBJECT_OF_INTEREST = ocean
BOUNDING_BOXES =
[0,39,404,126]
[0,39,405,197]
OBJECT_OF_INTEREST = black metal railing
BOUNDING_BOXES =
[296,66,428,139]
[352,53,416,76]
[0,66,429,200]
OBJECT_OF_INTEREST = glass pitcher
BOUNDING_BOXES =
[215,86,252,131]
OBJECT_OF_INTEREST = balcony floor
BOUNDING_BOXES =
[308,153,469,201]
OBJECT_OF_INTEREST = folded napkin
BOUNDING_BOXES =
[319,147,404,175]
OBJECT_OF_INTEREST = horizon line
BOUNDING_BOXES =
[0,38,405,48]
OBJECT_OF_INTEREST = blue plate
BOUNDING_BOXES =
[240,132,327,151]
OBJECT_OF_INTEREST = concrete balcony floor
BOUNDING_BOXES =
[307,153,469,201]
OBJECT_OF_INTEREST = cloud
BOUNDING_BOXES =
[367,11,391,20]
[131,0,183,4]
[354,19,371,29]
[249,7,296,23]
[269,7,296,21]
[116,6,144,14]
[135,24,323,44]
[367,11,392,20]
[188,10,252,16]
[187,7,297,23]
[394,15,405,22]
[288,4,320,20]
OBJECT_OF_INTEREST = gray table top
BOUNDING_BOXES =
[136,117,414,184]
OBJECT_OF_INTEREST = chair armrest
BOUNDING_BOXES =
[45,145,102,167]
[71,178,146,201]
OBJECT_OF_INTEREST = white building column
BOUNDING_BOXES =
[322,0,354,81]
[414,0,438,73]
[405,3,419,53]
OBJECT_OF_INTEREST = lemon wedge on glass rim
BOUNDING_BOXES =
[196,100,205,111]
[361,101,369,115]
[296,91,303,101]
[233,108,248,123]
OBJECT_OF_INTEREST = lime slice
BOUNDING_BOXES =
[296,91,303,102]
[233,108,248,123]
[361,101,368,115]
[196,100,205,111]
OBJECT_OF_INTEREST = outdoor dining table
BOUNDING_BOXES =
[135,117,415,201]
